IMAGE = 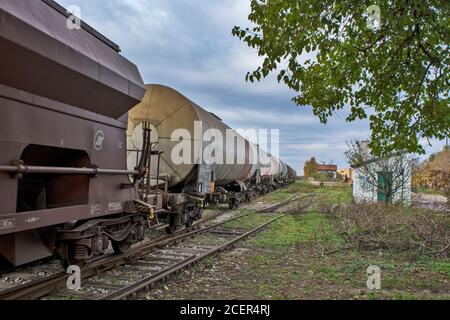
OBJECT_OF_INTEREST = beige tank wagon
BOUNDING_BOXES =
[127,84,257,190]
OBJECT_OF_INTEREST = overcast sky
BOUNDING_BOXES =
[58,0,446,174]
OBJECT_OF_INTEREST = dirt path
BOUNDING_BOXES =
[412,192,448,212]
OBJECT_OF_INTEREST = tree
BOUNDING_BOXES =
[411,156,426,187]
[345,140,412,204]
[304,157,318,178]
[233,1,449,156]
[413,147,450,193]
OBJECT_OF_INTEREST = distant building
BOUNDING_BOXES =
[337,168,354,183]
[317,164,337,178]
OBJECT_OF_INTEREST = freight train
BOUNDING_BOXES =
[0,0,296,267]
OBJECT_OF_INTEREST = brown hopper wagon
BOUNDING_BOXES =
[0,0,150,266]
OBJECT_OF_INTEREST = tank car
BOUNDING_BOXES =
[127,84,296,221]
[127,84,258,222]
[286,165,297,182]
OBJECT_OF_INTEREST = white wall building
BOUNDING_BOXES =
[352,143,412,205]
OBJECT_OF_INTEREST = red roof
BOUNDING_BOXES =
[317,164,337,171]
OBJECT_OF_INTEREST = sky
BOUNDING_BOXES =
[57,0,447,174]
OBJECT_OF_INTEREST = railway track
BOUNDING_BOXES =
[0,189,282,282]
[0,192,314,300]
[0,195,255,287]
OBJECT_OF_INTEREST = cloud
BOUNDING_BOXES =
[56,0,446,174]
[285,143,348,152]
[206,107,318,126]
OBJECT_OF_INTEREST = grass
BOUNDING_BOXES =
[310,183,354,211]
[222,212,276,229]
[248,212,341,248]
[145,180,449,300]
[264,180,318,203]
[415,187,445,196]
[237,181,448,299]
[243,181,449,299]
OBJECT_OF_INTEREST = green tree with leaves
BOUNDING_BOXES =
[304,157,318,178]
[233,0,449,156]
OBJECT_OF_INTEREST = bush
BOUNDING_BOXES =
[327,203,450,259]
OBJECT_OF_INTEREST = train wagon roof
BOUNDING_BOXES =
[41,0,120,52]
[0,0,146,119]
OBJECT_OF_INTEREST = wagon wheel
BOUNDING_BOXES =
[229,199,239,210]
[112,240,132,254]
[166,224,177,235]
[185,216,194,233]
[58,242,87,269]
[165,212,178,235]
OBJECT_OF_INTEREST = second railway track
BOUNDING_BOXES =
[0,193,315,300]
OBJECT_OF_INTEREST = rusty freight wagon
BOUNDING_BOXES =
[0,0,151,266]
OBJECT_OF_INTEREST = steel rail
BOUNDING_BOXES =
[101,213,289,300]
[0,192,302,300]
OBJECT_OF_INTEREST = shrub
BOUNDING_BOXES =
[327,203,450,259]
